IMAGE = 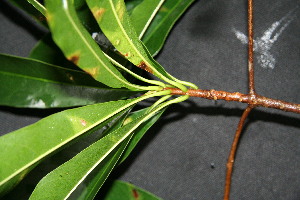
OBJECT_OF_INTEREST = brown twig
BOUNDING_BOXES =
[225,2,255,198]
[223,106,253,200]
[160,0,298,199]
[165,88,300,114]
[248,0,255,95]
[224,1,255,199]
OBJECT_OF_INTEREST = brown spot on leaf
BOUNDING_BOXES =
[132,189,139,199]
[119,51,131,58]
[85,67,99,77]
[80,119,87,126]
[137,61,153,74]
[68,53,80,65]
[92,7,106,21]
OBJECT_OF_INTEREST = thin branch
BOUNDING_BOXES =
[165,88,300,114]
[223,106,253,200]
[248,0,255,94]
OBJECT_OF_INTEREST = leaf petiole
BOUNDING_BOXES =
[167,73,198,89]
[147,95,172,113]
[104,53,166,88]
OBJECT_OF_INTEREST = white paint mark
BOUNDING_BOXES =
[233,6,298,69]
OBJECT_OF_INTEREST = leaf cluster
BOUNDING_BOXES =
[0,0,196,199]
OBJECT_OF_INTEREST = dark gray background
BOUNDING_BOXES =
[1,0,300,199]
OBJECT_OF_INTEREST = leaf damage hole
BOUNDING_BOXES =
[137,61,153,74]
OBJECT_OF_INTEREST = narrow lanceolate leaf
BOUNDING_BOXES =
[29,103,167,200]
[102,180,162,200]
[119,107,166,163]
[30,137,131,200]
[130,0,165,39]
[0,54,138,108]
[86,0,187,91]
[142,0,195,56]
[74,109,133,200]
[44,0,144,91]
[0,91,170,195]
[75,138,132,200]
[73,107,165,200]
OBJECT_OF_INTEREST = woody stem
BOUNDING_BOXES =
[223,106,253,200]
[165,88,300,114]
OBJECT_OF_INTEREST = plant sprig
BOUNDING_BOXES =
[0,0,299,199]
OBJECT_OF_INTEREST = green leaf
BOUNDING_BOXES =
[29,102,167,199]
[125,0,143,14]
[76,1,103,34]
[142,0,195,56]
[30,136,131,200]
[86,0,187,91]
[73,107,165,199]
[102,180,162,200]
[76,139,132,200]
[45,0,148,91]
[130,0,165,39]
[0,54,138,108]
[29,34,79,69]
[0,91,170,195]
[74,110,133,200]
[119,107,166,163]
[8,0,47,26]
